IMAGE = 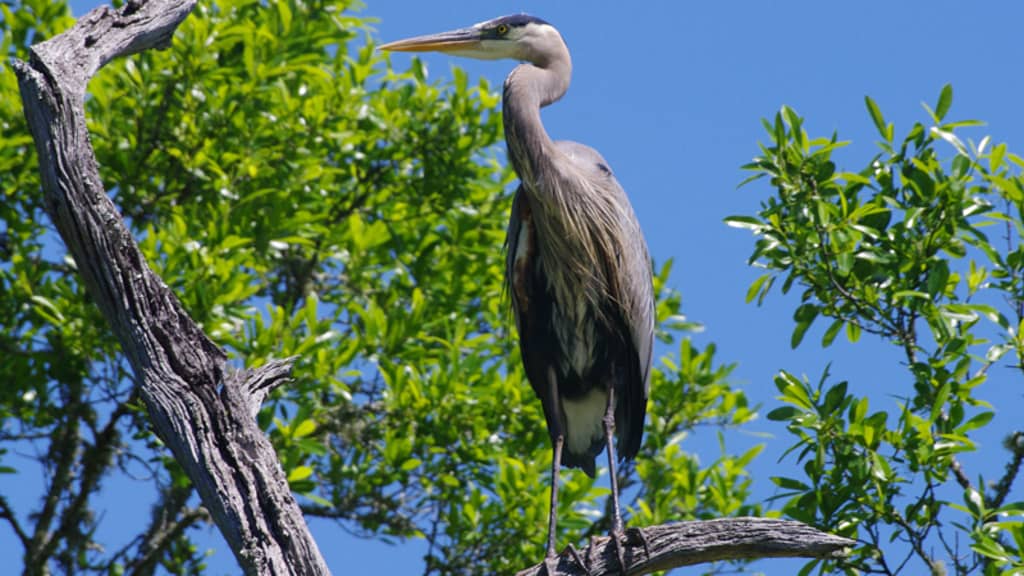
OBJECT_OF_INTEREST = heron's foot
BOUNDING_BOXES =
[540,544,592,576]
[586,535,599,572]
[624,526,651,561]
[564,543,593,576]
[610,528,628,575]
[542,553,558,576]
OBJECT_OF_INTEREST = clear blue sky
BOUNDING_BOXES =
[10,1,1024,573]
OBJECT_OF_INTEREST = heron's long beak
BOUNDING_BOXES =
[379,28,483,53]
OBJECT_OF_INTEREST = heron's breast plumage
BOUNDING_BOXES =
[511,190,616,392]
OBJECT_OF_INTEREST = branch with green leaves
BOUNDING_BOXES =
[730,85,1024,575]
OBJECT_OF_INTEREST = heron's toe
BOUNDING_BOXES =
[542,554,559,576]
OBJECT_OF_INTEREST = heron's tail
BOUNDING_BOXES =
[560,443,599,478]
[615,380,646,462]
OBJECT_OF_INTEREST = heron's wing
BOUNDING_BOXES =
[593,173,653,462]
[614,208,654,461]
[505,186,529,336]
[506,187,570,447]
[555,140,655,461]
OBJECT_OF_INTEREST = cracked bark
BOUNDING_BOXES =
[14,1,856,575]
[516,518,855,576]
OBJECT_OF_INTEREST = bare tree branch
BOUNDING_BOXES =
[13,1,328,573]
[0,495,30,549]
[992,431,1024,510]
[27,379,84,568]
[516,518,854,576]
[119,483,209,576]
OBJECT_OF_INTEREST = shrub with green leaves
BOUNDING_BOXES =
[730,86,1024,575]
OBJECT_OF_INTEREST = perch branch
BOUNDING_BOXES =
[516,518,855,576]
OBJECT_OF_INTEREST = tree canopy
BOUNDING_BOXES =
[2,1,754,573]
[2,0,1022,574]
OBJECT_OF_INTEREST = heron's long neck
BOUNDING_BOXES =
[502,57,571,193]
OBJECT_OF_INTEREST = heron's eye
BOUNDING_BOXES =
[496,24,509,35]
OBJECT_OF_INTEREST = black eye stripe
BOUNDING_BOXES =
[486,13,551,32]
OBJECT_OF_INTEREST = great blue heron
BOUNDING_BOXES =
[382,14,654,573]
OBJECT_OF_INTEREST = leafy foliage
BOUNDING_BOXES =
[1,0,757,573]
[730,87,1024,575]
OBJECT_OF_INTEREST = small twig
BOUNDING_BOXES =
[28,380,84,566]
[0,495,30,548]
[991,431,1024,509]
[49,402,132,553]
[126,496,209,576]
[949,456,973,492]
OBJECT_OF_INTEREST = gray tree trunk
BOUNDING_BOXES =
[13,1,329,574]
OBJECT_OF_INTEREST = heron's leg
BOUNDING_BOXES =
[544,442,595,576]
[625,527,651,561]
[586,534,599,570]
[543,434,564,575]
[603,386,628,573]
[565,543,592,575]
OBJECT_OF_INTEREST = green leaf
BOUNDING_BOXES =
[869,451,893,482]
[725,215,764,231]
[823,381,848,415]
[737,171,766,189]
[865,96,887,140]
[771,476,810,491]
[775,370,813,409]
[932,126,968,155]
[790,303,819,349]
[287,466,313,482]
[774,109,786,145]
[845,321,861,343]
[834,171,872,185]
[927,260,950,297]
[276,0,292,34]
[30,295,65,324]
[292,419,316,439]
[990,142,1006,172]
[893,290,931,301]
[958,411,994,433]
[821,319,843,347]
[935,84,953,121]
[745,273,772,304]
[931,382,951,424]
[767,406,801,421]
[304,494,333,508]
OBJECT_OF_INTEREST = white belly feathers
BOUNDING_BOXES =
[562,387,608,456]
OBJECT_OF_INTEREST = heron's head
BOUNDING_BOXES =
[380,14,567,67]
